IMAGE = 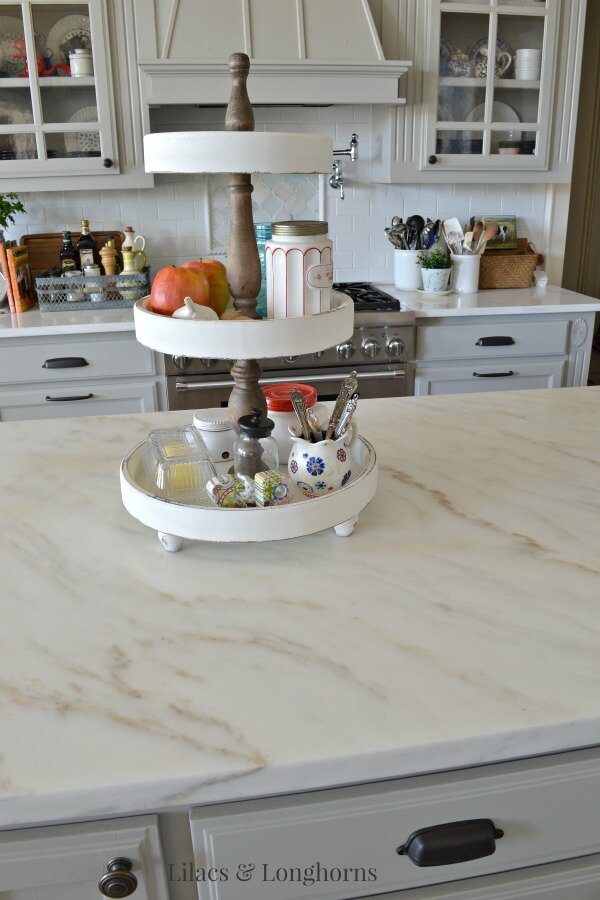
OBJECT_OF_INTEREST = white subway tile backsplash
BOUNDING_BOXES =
[158,200,195,220]
[118,201,159,220]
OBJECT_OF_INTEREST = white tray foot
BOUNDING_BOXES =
[334,516,358,537]
[158,532,184,552]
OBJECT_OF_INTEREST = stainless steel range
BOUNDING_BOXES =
[165,283,415,410]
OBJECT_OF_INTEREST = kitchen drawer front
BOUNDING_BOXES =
[382,853,600,899]
[189,749,600,899]
[0,380,159,421]
[0,334,156,384]
[417,321,569,361]
[0,814,169,898]
[414,360,565,396]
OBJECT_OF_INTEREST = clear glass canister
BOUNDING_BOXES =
[265,220,333,319]
[254,222,272,318]
[234,408,279,480]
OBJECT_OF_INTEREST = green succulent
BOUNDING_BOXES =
[417,249,453,270]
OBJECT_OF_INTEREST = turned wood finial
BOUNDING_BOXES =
[225,52,254,132]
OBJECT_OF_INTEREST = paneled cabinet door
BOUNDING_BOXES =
[0,815,170,899]
[372,0,585,183]
[0,0,118,181]
[414,359,565,395]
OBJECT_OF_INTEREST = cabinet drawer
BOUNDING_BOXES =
[0,814,169,898]
[414,360,565,395]
[190,749,600,899]
[417,321,568,361]
[0,380,159,420]
[0,334,156,384]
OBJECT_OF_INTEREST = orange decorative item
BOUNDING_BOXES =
[182,258,230,317]
[149,265,210,317]
[12,37,70,77]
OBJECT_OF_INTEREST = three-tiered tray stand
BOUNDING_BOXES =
[119,53,378,552]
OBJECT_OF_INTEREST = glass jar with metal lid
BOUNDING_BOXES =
[265,220,333,319]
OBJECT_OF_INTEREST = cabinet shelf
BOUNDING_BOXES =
[439,77,541,90]
[39,77,96,88]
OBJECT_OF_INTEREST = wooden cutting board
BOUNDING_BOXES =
[20,231,124,278]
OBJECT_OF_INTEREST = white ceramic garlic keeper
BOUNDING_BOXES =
[266,220,333,319]
[393,249,421,291]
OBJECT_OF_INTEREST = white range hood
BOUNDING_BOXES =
[138,0,411,106]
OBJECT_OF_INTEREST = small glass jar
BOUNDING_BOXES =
[265,220,333,319]
[234,408,279,480]
[254,222,272,319]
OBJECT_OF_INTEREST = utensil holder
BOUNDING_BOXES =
[393,249,421,291]
[451,253,481,294]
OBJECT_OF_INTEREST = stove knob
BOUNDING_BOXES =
[283,355,299,363]
[386,337,405,358]
[337,341,356,360]
[200,358,217,368]
[361,338,381,358]
[172,355,192,370]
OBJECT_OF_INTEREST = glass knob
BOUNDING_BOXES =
[98,858,138,897]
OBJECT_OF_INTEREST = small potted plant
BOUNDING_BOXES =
[0,193,25,234]
[417,248,453,293]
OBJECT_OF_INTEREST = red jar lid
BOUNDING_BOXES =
[263,382,317,413]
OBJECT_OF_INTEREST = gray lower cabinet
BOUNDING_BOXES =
[414,312,595,396]
[0,330,165,420]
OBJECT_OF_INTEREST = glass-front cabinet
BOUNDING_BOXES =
[0,0,118,176]
[428,0,557,171]
[371,0,584,183]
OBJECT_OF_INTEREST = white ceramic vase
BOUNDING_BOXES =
[421,267,451,293]
[393,249,421,291]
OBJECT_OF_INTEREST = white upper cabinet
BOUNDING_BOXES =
[372,0,587,183]
[0,0,152,190]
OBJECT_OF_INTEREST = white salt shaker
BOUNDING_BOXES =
[265,220,333,319]
[192,408,235,474]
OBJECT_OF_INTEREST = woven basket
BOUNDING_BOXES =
[479,239,543,290]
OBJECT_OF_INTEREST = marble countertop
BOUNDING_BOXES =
[375,284,600,317]
[1,388,600,828]
[0,305,135,337]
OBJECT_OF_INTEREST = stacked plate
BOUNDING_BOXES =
[515,48,542,81]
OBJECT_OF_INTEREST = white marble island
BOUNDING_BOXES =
[1,389,600,897]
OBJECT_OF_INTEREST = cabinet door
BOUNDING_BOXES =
[0,379,159,419]
[0,0,118,181]
[414,359,565,395]
[0,815,169,899]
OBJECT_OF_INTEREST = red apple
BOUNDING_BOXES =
[149,266,210,316]
[183,258,230,317]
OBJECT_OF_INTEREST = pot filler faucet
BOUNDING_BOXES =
[330,133,358,201]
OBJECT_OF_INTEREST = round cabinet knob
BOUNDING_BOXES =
[337,341,356,360]
[172,355,192,370]
[200,357,217,368]
[361,338,381,358]
[98,858,138,898]
[386,337,405,358]
[428,155,437,165]
[103,158,114,168]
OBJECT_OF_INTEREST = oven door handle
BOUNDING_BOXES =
[175,371,406,392]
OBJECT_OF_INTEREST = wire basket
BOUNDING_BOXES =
[35,268,151,311]
[479,240,542,290]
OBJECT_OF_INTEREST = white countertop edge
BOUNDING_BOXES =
[2,718,598,829]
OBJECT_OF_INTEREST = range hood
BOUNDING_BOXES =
[138,0,411,106]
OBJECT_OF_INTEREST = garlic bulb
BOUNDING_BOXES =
[172,297,219,320]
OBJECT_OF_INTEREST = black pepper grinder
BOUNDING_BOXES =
[234,407,279,479]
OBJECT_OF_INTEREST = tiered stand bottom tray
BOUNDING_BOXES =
[120,436,377,552]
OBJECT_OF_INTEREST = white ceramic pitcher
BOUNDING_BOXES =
[288,422,357,497]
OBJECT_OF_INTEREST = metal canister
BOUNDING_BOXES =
[265,220,333,319]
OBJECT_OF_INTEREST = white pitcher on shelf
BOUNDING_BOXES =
[122,226,146,254]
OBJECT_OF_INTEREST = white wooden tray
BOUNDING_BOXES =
[133,291,353,360]
[120,435,377,552]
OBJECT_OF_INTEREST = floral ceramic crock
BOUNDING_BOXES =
[288,422,358,497]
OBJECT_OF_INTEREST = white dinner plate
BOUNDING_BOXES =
[65,106,100,154]
[46,14,90,63]
[0,14,26,76]
[466,101,522,152]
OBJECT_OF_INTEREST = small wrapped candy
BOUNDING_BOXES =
[206,475,247,508]
[255,470,293,507]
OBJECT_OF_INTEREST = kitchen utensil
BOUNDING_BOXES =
[46,14,91,63]
[407,226,419,251]
[384,227,405,250]
[391,216,403,228]
[463,231,474,253]
[443,219,464,256]
[471,220,484,251]
[290,388,313,442]
[307,407,323,443]
[476,222,499,253]
[334,393,359,440]
[326,371,358,440]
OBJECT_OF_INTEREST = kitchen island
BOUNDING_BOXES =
[1,389,600,898]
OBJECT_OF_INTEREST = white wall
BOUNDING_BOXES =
[5,105,550,282]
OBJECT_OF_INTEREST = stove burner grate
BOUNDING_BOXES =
[333,281,400,312]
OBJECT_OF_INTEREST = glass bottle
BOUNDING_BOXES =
[254,222,272,318]
[59,231,78,272]
[76,219,98,268]
[234,407,279,480]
